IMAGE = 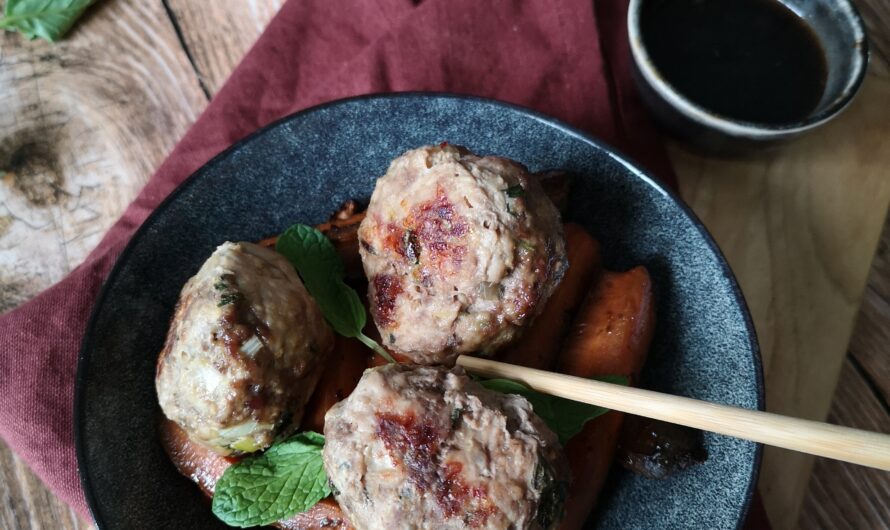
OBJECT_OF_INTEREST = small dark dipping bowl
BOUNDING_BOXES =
[628,0,869,152]
[76,94,763,529]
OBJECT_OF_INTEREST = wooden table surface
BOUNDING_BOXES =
[0,1,887,529]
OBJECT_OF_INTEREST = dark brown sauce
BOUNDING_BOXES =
[640,0,828,125]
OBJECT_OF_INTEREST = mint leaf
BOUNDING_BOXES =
[298,430,325,446]
[212,432,330,527]
[276,224,362,335]
[0,0,94,42]
[276,224,395,363]
[479,376,629,444]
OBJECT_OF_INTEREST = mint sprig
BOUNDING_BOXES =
[0,0,94,42]
[479,375,629,444]
[212,432,330,527]
[276,224,395,363]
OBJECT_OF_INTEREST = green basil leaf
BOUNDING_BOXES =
[479,375,629,444]
[0,0,94,42]
[212,432,330,527]
[276,224,395,363]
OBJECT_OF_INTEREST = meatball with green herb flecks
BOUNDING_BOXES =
[358,144,567,365]
[156,242,333,455]
[323,364,569,530]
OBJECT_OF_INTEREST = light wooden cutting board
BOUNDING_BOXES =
[672,67,890,529]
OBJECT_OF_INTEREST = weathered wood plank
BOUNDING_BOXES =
[0,439,89,530]
[797,359,890,530]
[164,0,285,95]
[670,36,890,530]
[852,216,890,404]
[0,1,208,312]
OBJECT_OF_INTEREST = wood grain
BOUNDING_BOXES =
[847,216,890,404]
[0,439,88,530]
[671,62,890,527]
[164,0,285,95]
[797,358,890,530]
[0,1,207,312]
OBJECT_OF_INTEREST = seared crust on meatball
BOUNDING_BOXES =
[156,242,334,455]
[323,364,569,530]
[358,145,567,364]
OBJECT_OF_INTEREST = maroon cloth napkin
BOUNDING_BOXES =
[1,0,746,523]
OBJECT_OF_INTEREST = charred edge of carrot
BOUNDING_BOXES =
[555,266,655,530]
[497,223,602,370]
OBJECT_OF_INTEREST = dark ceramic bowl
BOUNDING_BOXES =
[75,93,763,529]
[628,0,869,152]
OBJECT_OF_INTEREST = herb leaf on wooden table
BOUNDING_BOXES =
[212,432,331,527]
[0,0,95,42]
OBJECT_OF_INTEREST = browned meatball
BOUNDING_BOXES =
[358,145,567,364]
[156,242,334,455]
[323,364,569,529]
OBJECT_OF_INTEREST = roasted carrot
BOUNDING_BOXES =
[257,235,279,248]
[498,223,602,369]
[159,420,354,529]
[258,201,366,278]
[301,336,369,433]
[276,498,352,530]
[558,267,654,382]
[160,418,233,498]
[556,266,656,530]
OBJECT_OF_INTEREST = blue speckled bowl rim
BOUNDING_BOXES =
[74,92,764,529]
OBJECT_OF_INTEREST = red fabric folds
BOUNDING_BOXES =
[0,0,679,520]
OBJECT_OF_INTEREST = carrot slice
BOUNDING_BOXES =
[301,336,369,433]
[556,267,656,530]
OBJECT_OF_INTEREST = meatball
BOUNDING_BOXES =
[358,145,567,364]
[323,364,569,530]
[156,242,334,455]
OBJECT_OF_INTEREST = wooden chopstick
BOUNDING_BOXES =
[456,355,890,471]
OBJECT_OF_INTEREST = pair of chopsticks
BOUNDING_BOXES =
[456,356,890,471]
